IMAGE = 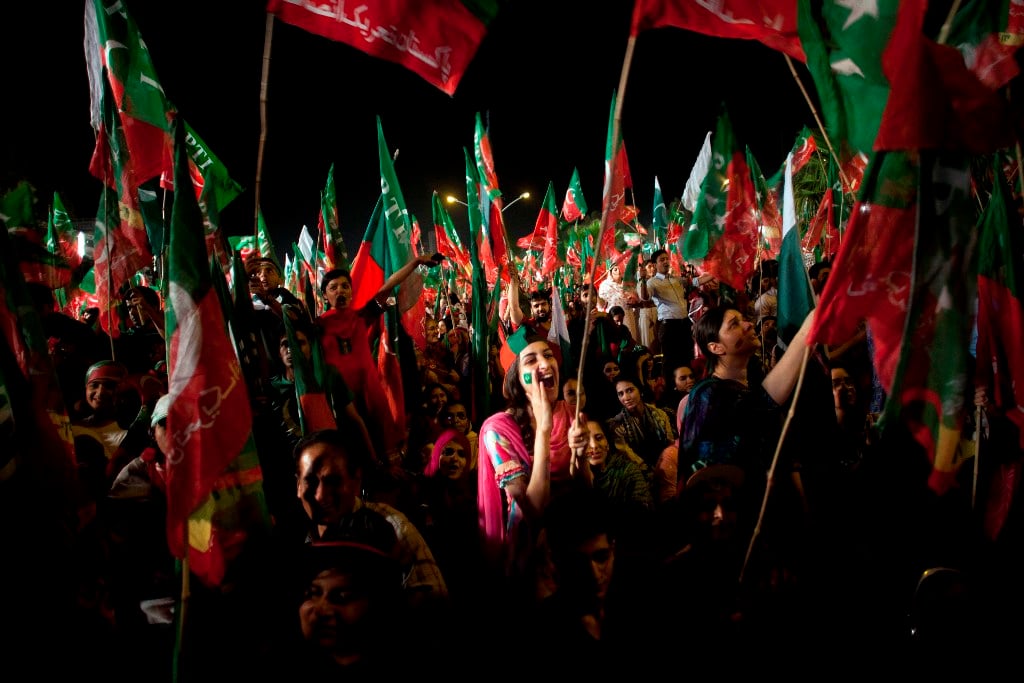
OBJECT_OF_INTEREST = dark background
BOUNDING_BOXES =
[3,1,817,260]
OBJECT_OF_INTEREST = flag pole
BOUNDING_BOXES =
[575,33,637,426]
[972,404,982,510]
[783,54,851,191]
[254,13,274,241]
[739,342,812,585]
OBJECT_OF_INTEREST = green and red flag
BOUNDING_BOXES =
[600,90,632,260]
[267,0,497,96]
[0,181,36,228]
[747,146,782,261]
[256,209,280,270]
[632,0,805,61]
[976,156,1024,449]
[92,186,152,337]
[431,191,471,280]
[0,223,78,495]
[776,153,815,349]
[85,0,175,197]
[283,304,337,433]
[533,181,561,277]
[796,0,899,159]
[684,105,759,290]
[651,176,669,249]
[465,148,491,426]
[164,119,265,587]
[947,0,1024,91]
[562,167,588,223]
[349,118,415,310]
[474,113,510,286]
[48,192,82,273]
[349,118,415,432]
[318,163,349,271]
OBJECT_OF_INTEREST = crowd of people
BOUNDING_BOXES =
[8,246,1024,679]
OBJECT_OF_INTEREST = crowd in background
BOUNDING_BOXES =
[7,246,1024,679]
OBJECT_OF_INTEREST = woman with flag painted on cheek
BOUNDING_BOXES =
[476,327,588,605]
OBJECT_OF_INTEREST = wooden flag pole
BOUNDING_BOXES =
[575,34,637,430]
[739,342,812,585]
[254,13,274,241]
[783,54,851,192]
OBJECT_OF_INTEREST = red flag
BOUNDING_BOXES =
[976,159,1024,449]
[801,188,833,253]
[267,0,496,96]
[874,0,1013,155]
[534,182,561,277]
[809,152,915,393]
[85,0,174,198]
[165,120,262,585]
[632,0,804,61]
[601,91,631,260]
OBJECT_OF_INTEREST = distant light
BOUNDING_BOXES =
[77,231,85,258]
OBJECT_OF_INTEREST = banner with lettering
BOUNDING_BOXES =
[267,0,497,96]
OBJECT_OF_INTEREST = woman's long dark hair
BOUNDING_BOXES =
[502,355,535,454]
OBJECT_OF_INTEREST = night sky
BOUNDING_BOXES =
[4,0,817,260]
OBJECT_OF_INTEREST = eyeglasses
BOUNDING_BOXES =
[831,377,854,389]
[445,411,467,419]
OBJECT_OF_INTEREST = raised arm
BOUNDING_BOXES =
[507,271,525,327]
[762,310,816,405]
[375,253,439,306]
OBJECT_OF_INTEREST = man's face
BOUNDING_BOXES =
[610,265,622,282]
[656,253,671,274]
[644,263,656,277]
[530,297,551,321]
[85,378,120,416]
[579,287,595,310]
[296,443,360,528]
[324,275,352,310]
[612,312,624,326]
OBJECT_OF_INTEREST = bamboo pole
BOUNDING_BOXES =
[783,54,851,192]
[739,343,812,585]
[254,13,274,240]
[972,404,982,511]
[574,33,637,425]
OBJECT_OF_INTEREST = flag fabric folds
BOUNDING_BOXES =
[684,106,759,291]
[976,157,1024,449]
[632,0,805,61]
[266,0,497,96]
[776,153,815,348]
[164,119,263,586]
[562,167,588,222]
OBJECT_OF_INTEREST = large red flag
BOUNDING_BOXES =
[267,0,496,96]
[632,0,804,61]
[165,120,264,586]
